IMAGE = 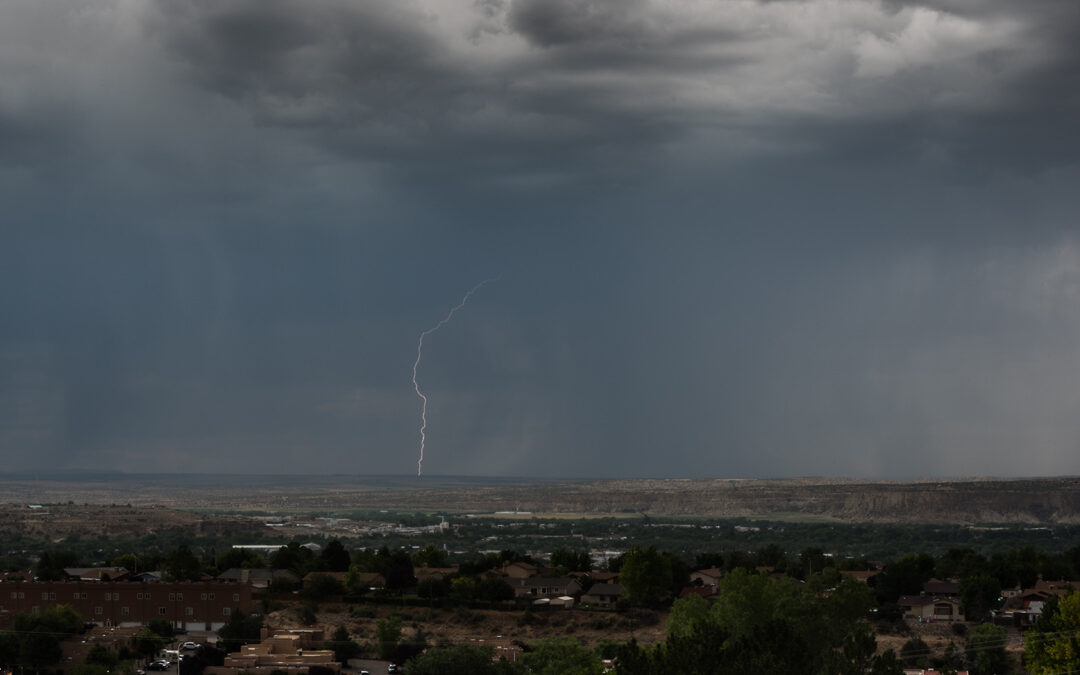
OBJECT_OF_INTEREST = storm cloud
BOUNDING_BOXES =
[1,0,1079,478]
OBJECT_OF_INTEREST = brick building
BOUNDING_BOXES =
[0,580,254,631]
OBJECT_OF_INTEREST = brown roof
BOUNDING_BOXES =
[679,586,719,599]
[840,570,879,583]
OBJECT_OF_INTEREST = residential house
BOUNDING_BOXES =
[508,577,581,599]
[690,568,723,588]
[899,595,963,622]
[582,583,624,608]
[678,586,720,602]
[217,568,299,588]
[839,570,879,584]
[414,567,457,583]
[569,571,619,585]
[64,567,131,582]
[922,579,960,597]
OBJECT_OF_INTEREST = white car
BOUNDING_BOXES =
[180,642,200,651]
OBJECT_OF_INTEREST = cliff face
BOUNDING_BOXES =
[321,478,1080,524]
[3,476,1079,525]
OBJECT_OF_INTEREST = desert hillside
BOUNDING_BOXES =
[2,475,1079,524]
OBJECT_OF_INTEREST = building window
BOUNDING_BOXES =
[186,607,193,616]
[105,593,111,601]
[159,607,167,615]
[209,593,215,600]
[137,593,143,600]
[122,607,129,616]
[934,604,953,616]
[42,592,49,600]
[223,607,231,616]
[201,593,207,600]
[176,593,183,601]
[145,593,151,599]
[19,592,25,599]
[232,594,239,602]
[12,592,19,599]
[49,592,56,600]
[169,593,175,601]
[32,606,39,613]
[81,593,88,599]
[95,607,103,615]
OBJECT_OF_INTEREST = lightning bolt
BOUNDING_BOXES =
[412,277,499,476]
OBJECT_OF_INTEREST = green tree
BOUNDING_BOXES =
[166,545,204,581]
[324,626,359,663]
[217,548,264,572]
[966,622,1012,674]
[520,637,601,675]
[477,577,515,603]
[416,577,449,599]
[412,544,448,569]
[217,610,263,652]
[1025,592,1080,674]
[135,628,166,660]
[550,548,591,573]
[147,619,175,638]
[301,573,345,601]
[710,568,802,641]
[899,638,931,670]
[873,554,935,604]
[0,631,20,673]
[320,540,351,572]
[270,542,316,575]
[383,550,416,589]
[376,616,402,660]
[35,550,80,581]
[960,573,1002,621]
[869,649,905,675]
[619,546,673,605]
[10,605,83,673]
[449,576,480,602]
[405,644,508,675]
[85,643,119,669]
[666,593,710,640]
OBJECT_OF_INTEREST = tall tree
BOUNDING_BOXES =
[217,610,263,652]
[619,546,673,605]
[375,616,402,660]
[1025,592,1080,675]
[966,623,1013,675]
[320,540,351,572]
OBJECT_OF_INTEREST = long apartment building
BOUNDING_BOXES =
[0,580,254,631]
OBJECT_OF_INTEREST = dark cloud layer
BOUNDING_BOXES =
[1,0,1079,478]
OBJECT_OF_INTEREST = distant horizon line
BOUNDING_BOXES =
[1,470,1076,482]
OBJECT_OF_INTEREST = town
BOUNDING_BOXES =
[3,508,1080,674]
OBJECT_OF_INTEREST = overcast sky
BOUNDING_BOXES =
[3,0,1080,478]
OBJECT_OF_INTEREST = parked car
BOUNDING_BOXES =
[387,665,398,673]
[180,642,200,651]
[146,661,171,671]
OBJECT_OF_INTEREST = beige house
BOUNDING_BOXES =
[690,568,723,588]
[508,577,581,599]
[205,628,341,675]
[899,596,963,622]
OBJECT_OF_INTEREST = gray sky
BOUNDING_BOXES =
[3,0,1080,478]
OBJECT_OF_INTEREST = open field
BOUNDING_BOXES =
[3,473,1080,525]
